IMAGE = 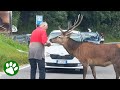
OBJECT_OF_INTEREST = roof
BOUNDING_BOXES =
[51,30,80,33]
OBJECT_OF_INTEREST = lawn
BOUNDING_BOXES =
[0,34,29,72]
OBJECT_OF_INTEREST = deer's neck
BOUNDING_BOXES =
[63,38,80,56]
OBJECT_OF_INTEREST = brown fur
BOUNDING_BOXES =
[50,35,120,79]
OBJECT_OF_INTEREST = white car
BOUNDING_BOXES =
[45,30,83,72]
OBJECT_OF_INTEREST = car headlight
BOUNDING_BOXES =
[45,52,50,57]
[77,64,82,66]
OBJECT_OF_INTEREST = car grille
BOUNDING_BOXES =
[46,63,78,67]
[50,54,74,59]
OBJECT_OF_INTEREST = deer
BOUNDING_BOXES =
[49,14,120,79]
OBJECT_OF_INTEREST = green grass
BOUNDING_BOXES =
[105,35,120,43]
[0,34,28,72]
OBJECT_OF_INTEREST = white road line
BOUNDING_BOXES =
[17,49,28,54]
[0,72,5,76]
[0,64,30,77]
[19,64,30,70]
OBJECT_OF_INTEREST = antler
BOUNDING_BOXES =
[59,21,72,33]
[67,14,83,33]
[67,21,72,30]
[58,14,83,34]
[60,21,72,33]
[58,26,64,33]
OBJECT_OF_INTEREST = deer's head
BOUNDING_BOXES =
[50,14,83,45]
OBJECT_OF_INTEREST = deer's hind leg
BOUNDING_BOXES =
[113,64,120,79]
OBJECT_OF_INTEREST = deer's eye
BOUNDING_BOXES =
[58,36,61,38]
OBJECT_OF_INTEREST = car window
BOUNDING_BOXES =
[13,35,26,41]
[48,31,81,42]
[70,33,82,42]
[48,32,61,40]
[16,36,24,39]
[81,32,99,41]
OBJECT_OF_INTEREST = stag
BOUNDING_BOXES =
[50,14,120,79]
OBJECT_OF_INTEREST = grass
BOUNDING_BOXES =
[105,35,120,43]
[0,34,28,72]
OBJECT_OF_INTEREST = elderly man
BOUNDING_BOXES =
[28,22,51,79]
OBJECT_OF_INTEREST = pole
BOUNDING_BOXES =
[9,11,12,35]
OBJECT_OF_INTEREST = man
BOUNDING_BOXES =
[100,33,104,44]
[28,22,51,79]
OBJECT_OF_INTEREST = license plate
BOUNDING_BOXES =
[57,60,67,64]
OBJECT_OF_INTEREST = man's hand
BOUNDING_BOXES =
[45,43,51,47]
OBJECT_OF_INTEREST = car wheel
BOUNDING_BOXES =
[100,41,104,44]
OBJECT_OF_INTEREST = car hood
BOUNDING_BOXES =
[45,44,69,55]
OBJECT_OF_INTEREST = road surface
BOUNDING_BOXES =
[0,64,116,79]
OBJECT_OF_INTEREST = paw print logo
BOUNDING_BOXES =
[4,60,19,76]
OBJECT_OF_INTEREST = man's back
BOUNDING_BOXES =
[30,27,47,45]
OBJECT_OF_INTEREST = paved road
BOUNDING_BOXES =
[0,64,116,79]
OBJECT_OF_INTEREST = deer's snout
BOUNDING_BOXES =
[49,39,52,43]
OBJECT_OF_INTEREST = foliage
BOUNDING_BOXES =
[13,11,120,41]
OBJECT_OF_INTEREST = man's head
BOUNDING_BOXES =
[39,22,48,30]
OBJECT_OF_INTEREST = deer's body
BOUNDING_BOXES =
[64,38,117,66]
[50,14,120,79]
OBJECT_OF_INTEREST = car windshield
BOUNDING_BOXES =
[16,36,25,39]
[13,35,26,41]
[48,32,61,40]
[48,31,81,45]
[70,33,81,41]
[80,32,99,41]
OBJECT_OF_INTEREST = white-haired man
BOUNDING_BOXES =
[29,22,51,79]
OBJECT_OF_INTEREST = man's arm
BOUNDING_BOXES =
[41,30,48,45]
[44,42,51,47]
[41,30,51,47]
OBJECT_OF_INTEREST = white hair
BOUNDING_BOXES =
[40,22,48,27]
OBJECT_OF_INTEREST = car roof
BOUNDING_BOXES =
[26,34,31,36]
[51,30,80,33]
[80,32,98,33]
[80,32,99,35]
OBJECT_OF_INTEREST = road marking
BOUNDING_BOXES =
[0,64,30,77]
[17,49,28,54]
[19,64,30,70]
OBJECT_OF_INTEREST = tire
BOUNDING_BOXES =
[100,41,104,44]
